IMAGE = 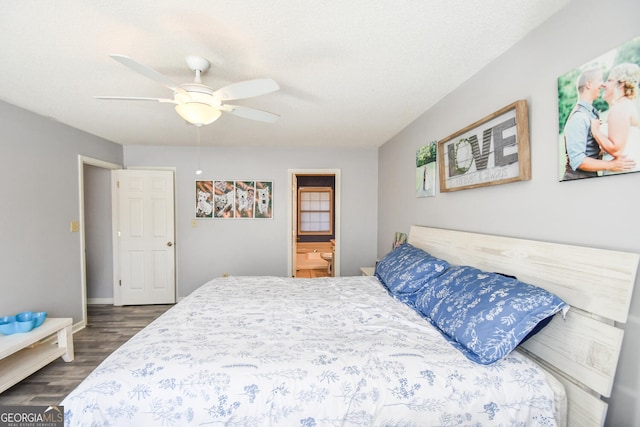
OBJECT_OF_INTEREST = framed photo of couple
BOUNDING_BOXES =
[558,35,640,181]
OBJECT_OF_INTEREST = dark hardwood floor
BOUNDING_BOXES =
[0,304,173,406]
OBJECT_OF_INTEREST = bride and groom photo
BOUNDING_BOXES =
[559,35,640,181]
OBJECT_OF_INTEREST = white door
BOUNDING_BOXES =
[113,169,176,305]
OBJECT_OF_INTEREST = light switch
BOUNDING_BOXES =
[70,221,80,232]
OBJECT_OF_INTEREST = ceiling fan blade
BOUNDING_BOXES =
[223,104,280,123]
[213,79,279,101]
[95,96,176,103]
[110,54,189,98]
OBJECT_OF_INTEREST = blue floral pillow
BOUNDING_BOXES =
[415,265,568,365]
[374,243,449,302]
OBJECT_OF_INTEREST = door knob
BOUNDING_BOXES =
[167,242,173,247]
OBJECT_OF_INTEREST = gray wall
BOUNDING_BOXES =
[124,144,378,297]
[377,0,640,425]
[0,101,123,322]
[0,98,378,320]
[83,164,113,301]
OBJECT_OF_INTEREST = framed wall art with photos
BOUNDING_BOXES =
[195,180,214,218]
[416,141,437,197]
[195,180,273,219]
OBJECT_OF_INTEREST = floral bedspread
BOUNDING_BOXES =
[61,276,559,426]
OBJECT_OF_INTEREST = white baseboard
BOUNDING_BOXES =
[87,297,114,305]
[87,297,181,305]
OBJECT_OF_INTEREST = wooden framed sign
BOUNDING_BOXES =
[438,100,531,192]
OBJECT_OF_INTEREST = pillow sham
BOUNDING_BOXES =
[374,243,449,298]
[415,265,568,365]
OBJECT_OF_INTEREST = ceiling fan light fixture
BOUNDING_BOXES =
[100,55,279,125]
[175,102,222,126]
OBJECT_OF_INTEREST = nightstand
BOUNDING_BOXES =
[360,267,375,276]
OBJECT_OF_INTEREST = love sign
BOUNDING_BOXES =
[438,100,531,192]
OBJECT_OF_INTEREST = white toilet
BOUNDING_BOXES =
[321,252,333,276]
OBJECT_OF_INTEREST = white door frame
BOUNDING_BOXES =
[77,155,122,329]
[287,169,341,277]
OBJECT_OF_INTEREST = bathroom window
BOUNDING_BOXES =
[298,187,333,235]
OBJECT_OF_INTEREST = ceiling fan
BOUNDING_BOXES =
[96,54,280,126]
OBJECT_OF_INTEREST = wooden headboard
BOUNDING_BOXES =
[407,225,639,427]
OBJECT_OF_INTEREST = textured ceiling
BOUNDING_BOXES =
[0,1,570,147]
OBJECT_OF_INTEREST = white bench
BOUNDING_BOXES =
[0,318,74,393]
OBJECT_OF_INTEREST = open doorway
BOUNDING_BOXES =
[288,169,341,278]
[78,156,121,328]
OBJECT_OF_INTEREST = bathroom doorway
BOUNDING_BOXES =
[288,169,340,278]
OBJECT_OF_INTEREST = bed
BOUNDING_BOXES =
[60,226,639,427]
